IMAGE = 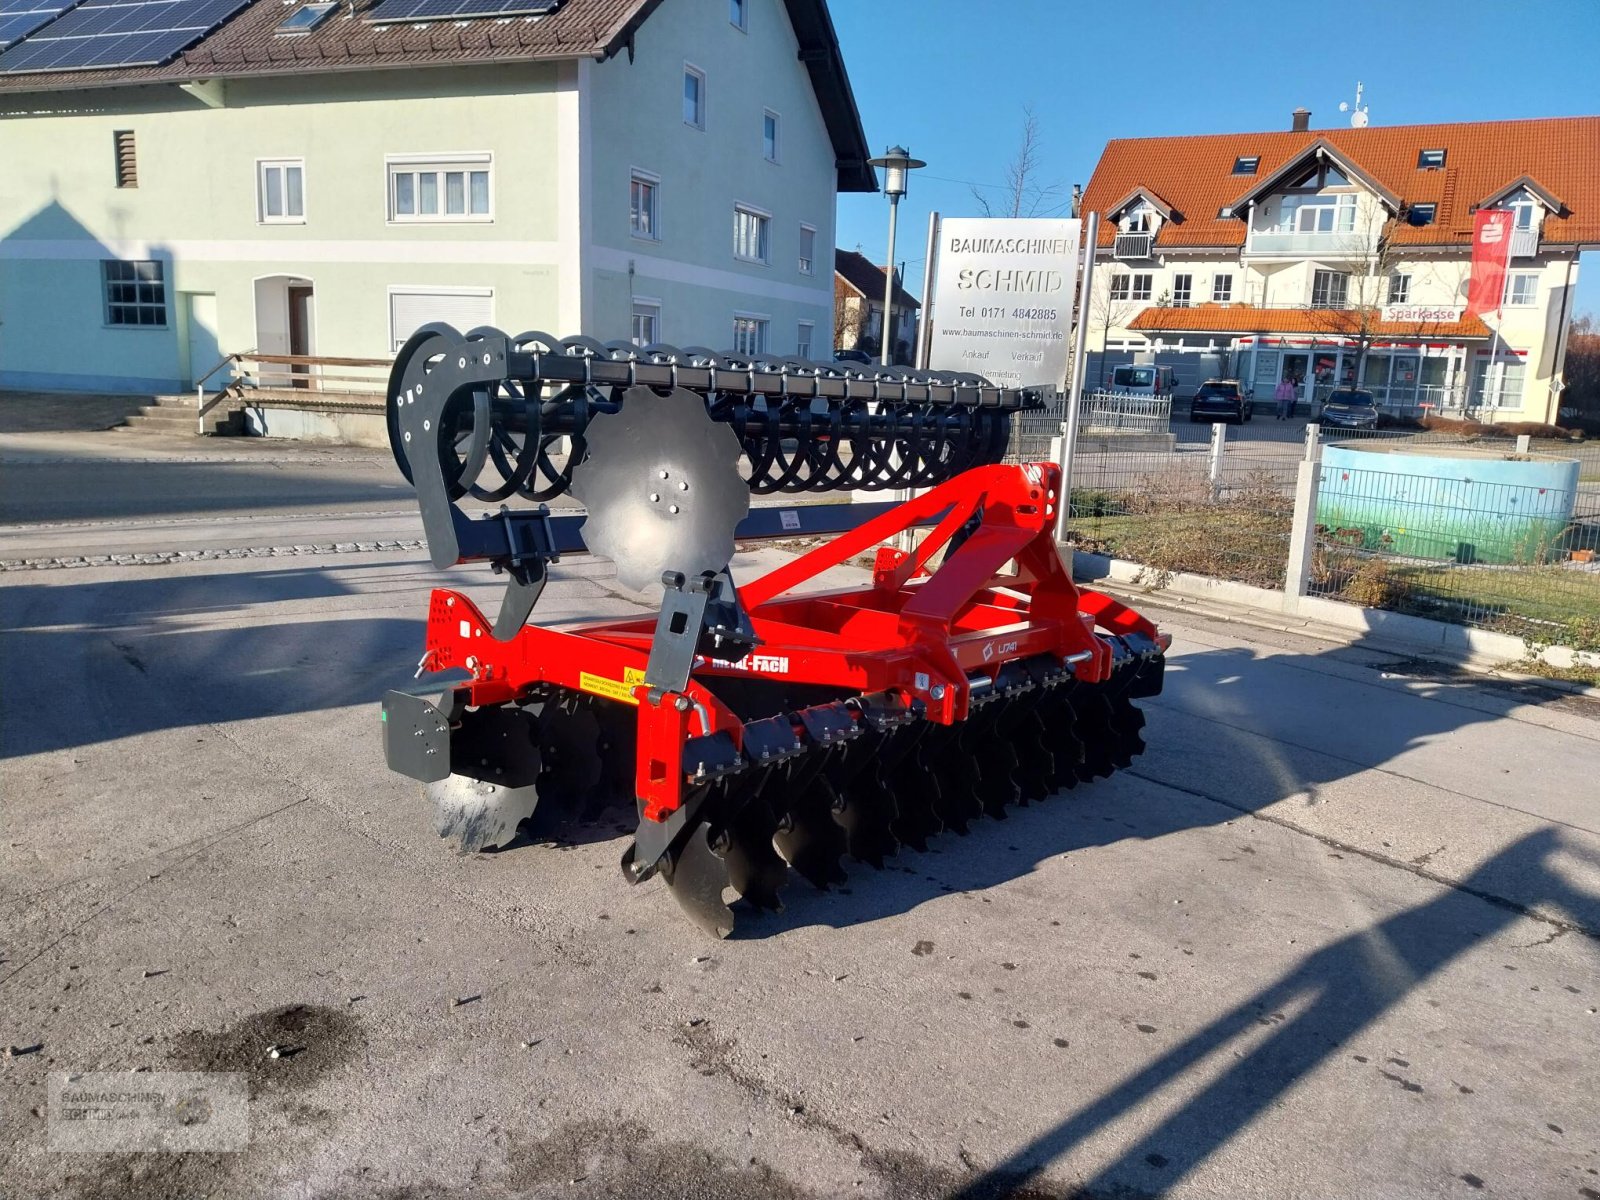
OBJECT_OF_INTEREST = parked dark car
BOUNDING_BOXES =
[833,347,873,364]
[1319,388,1380,429]
[1189,379,1251,424]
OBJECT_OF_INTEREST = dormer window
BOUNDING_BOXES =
[1232,156,1259,175]
[1406,203,1437,226]
[1418,148,1446,170]
[1121,200,1158,234]
[1500,187,1541,230]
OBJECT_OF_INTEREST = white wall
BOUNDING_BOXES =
[585,0,837,354]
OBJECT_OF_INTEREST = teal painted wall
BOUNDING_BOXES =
[1,63,567,391]
[1318,444,1581,564]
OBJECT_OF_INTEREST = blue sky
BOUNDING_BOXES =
[829,0,1599,315]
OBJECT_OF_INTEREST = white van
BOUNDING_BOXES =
[1109,365,1178,397]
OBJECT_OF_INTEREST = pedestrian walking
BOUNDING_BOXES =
[1274,375,1296,420]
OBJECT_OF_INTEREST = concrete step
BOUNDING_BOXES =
[119,410,244,436]
[115,391,246,436]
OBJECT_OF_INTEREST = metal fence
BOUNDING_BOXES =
[1052,413,1600,651]
[1307,461,1599,647]
[1003,390,1175,466]
[1080,391,1173,435]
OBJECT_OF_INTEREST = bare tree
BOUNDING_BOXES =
[833,290,861,352]
[1081,272,1138,388]
[972,105,1063,219]
[1561,312,1600,432]
[1301,205,1469,404]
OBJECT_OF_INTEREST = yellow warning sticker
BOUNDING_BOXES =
[578,666,646,705]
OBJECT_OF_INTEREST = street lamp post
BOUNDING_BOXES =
[866,145,926,366]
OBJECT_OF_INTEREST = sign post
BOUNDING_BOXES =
[1056,211,1098,544]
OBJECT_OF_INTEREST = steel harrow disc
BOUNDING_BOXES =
[427,692,623,853]
[647,658,1156,937]
[427,704,542,854]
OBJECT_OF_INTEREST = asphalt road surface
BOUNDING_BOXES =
[3,419,1599,1199]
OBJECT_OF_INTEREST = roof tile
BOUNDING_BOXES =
[1083,116,1600,249]
[1128,303,1492,340]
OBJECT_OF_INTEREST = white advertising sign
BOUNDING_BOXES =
[927,217,1081,390]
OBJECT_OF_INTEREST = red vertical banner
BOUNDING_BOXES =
[1466,209,1513,317]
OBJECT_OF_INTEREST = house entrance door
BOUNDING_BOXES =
[287,284,315,389]
[1281,352,1309,412]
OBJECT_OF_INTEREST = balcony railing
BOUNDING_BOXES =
[1113,231,1154,260]
[1508,226,1540,259]
[1243,229,1381,258]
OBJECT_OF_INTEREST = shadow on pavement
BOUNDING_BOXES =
[0,392,152,434]
[0,451,404,524]
[950,828,1598,1200]
[0,563,432,758]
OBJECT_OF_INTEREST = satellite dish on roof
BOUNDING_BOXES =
[1341,81,1370,128]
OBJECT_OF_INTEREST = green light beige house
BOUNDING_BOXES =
[0,0,873,395]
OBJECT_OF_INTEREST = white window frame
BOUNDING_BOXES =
[1387,273,1411,305]
[733,202,771,265]
[630,168,659,241]
[1109,273,1152,302]
[729,0,746,30]
[1171,273,1193,307]
[1503,191,1541,231]
[631,298,661,347]
[797,320,814,359]
[798,223,816,276]
[732,312,770,356]
[763,109,780,163]
[683,63,705,130]
[387,285,494,352]
[1311,269,1350,309]
[1278,193,1356,234]
[1504,272,1539,307]
[1211,273,1233,303]
[256,158,305,224]
[102,259,167,328]
[386,153,493,224]
[1473,356,1526,409]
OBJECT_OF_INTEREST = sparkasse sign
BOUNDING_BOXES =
[927,217,1081,391]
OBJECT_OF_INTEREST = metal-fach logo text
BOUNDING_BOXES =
[708,653,791,674]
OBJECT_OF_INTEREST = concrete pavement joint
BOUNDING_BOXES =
[0,539,427,571]
[0,793,313,993]
[1124,767,1600,941]
[0,507,417,533]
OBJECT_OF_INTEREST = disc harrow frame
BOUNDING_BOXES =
[379,325,1167,936]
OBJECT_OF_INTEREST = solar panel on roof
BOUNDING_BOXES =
[0,0,249,73]
[363,0,559,24]
[0,0,82,49]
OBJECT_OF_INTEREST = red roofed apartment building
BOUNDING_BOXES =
[1078,110,1598,424]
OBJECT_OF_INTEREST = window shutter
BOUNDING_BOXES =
[114,131,137,188]
[389,290,494,351]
